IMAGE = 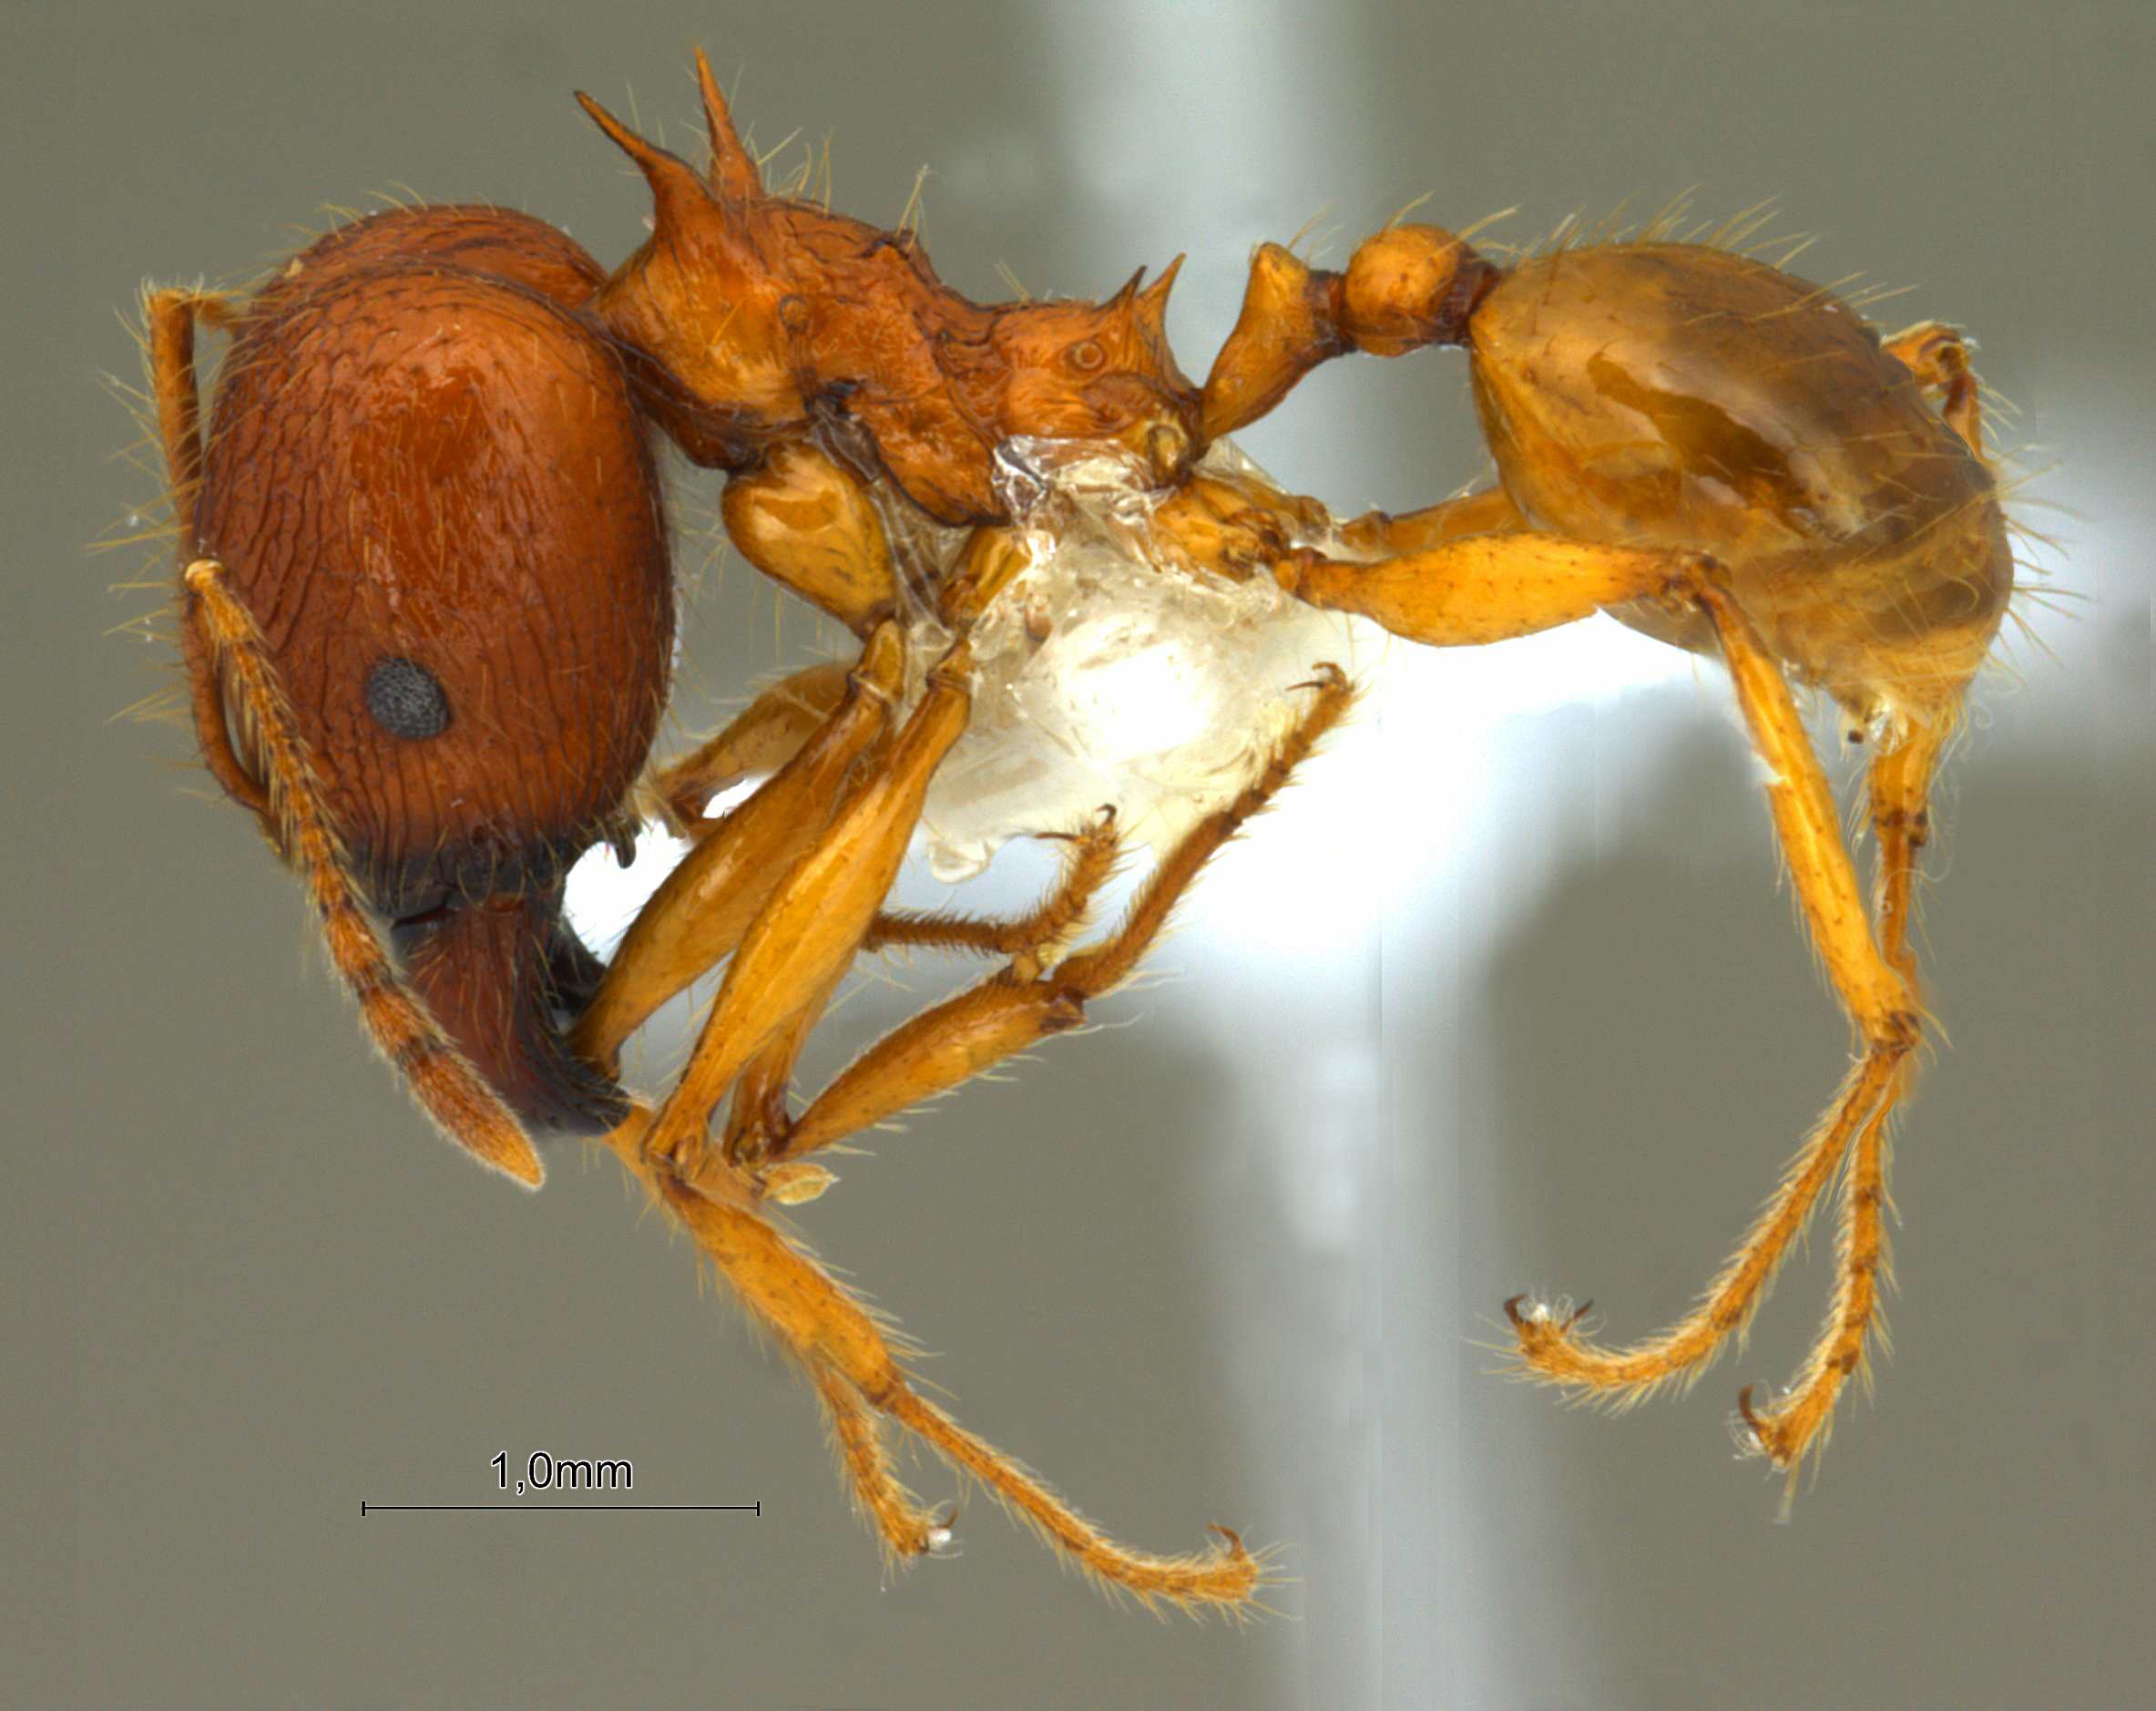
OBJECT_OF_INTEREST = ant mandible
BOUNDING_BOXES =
[146,49,2008,1611]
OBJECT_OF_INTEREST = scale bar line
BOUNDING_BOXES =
[362,1501,761,1514]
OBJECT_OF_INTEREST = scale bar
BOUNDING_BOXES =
[363,1501,760,1514]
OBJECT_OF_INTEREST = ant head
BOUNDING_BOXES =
[986,261,1201,485]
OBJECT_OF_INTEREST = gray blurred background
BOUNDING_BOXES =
[10,2,2151,1706]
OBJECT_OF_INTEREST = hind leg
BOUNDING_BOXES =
[1512,586,1920,1473]
[1720,709,1955,1491]
[1723,696,1963,1480]
[1868,712,1954,983]
[1256,522,1918,1466]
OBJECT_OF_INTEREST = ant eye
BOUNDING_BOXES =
[1067,339,1105,374]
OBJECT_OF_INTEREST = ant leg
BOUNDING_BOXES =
[864,809,1122,960]
[608,532,1031,1173]
[579,457,1018,1074]
[1868,712,1953,984]
[147,290,209,537]
[1273,530,1917,1460]
[720,805,1121,1173]
[806,1358,948,1565]
[710,812,1122,1179]
[593,435,922,1040]
[724,813,1113,1173]
[1736,1091,1893,1501]
[1701,588,1920,1475]
[659,435,916,835]
[765,669,1354,1166]
[718,965,848,1182]
[598,1108,1261,1608]
[1334,485,1527,557]
[708,702,1117,1173]
[1882,321,1984,456]
[639,646,978,1179]
[589,529,1262,1595]
[183,559,545,1186]
[1277,529,1914,1023]
[722,804,1119,1163]
[1519,585,1917,1474]
[1712,709,1955,1493]
[1275,528,1714,647]
[577,437,935,1063]
[651,661,853,836]
[569,627,904,1068]
[1277,524,1914,1026]
[1151,477,1523,588]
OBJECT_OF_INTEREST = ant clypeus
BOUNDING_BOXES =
[143,50,2010,1611]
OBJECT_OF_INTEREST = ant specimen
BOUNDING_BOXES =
[146,51,2008,1612]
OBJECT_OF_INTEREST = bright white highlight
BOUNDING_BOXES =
[564,822,690,962]
[912,437,1355,879]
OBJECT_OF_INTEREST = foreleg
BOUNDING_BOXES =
[640,646,978,1178]
[570,626,904,1069]
[721,440,904,634]
[609,530,1036,1176]
[598,1111,1261,1608]
[761,669,1354,1167]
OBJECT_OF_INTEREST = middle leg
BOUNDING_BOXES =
[863,808,1123,965]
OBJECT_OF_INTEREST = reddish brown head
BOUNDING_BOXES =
[580,52,1201,522]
